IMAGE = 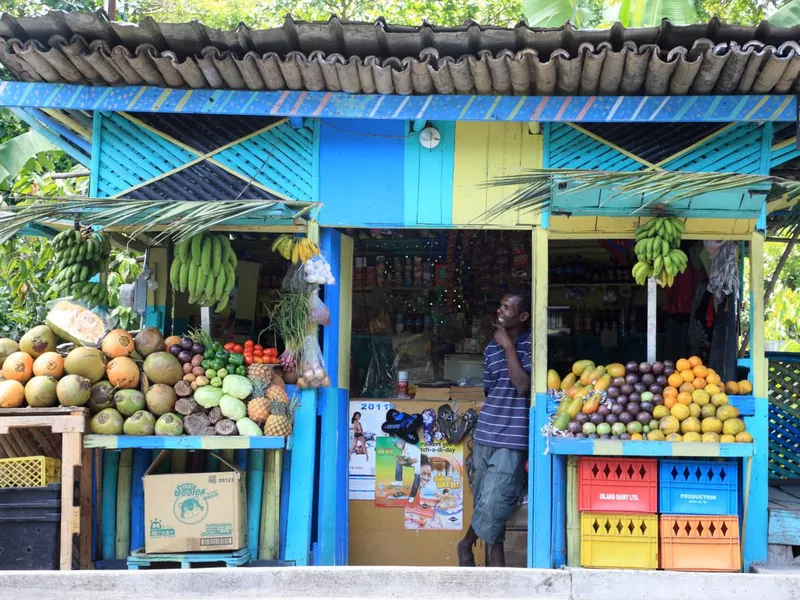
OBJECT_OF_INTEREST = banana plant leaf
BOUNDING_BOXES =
[0,131,55,182]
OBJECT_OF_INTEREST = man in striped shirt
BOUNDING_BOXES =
[458,292,531,567]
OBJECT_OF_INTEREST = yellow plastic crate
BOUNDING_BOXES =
[0,456,61,488]
[580,512,659,570]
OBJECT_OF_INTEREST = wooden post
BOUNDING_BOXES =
[247,450,265,559]
[260,450,282,560]
[100,450,119,560]
[115,449,132,560]
[129,449,149,552]
[79,447,93,569]
[60,431,81,570]
[647,277,657,363]
[566,456,580,566]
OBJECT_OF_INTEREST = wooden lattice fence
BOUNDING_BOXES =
[768,354,800,479]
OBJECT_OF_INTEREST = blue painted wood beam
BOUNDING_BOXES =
[0,83,794,123]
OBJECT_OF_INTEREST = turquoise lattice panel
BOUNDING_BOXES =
[95,112,196,197]
[547,123,642,171]
[660,123,763,175]
[214,121,316,201]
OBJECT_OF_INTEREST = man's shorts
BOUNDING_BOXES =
[470,442,526,545]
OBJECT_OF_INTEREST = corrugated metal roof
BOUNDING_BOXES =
[2,11,800,96]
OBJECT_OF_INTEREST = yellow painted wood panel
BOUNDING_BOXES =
[550,216,754,239]
[750,232,767,397]
[338,235,354,389]
[452,122,543,227]
[147,247,168,306]
[532,227,548,396]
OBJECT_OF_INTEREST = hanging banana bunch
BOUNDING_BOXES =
[169,233,238,313]
[631,217,689,288]
[50,226,110,307]
[271,234,320,264]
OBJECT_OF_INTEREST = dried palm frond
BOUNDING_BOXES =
[0,196,320,244]
[482,169,800,233]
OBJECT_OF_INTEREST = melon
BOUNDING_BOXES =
[64,347,107,384]
[90,408,124,435]
[101,329,135,359]
[19,325,56,358]
[0,338,19,368]
[33,352,64,378]
[0,379,25,408]
[89,381,116,414]
[24,375,59,407]
[56,374,92,407]
[134,328,165,358]
[2,352,33,383]
[142,352,183,386]
[106,356,140,389]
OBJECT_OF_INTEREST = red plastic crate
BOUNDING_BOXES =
[578,457,658,514]
[659,515,741,572]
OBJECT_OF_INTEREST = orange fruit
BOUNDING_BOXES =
[676,358,691,372]
[706,373,721,385]
[679,382,695,394]
[692,378,707,390]
[677,392,693,406]
[689,356,703,368]
[705,383,721,396]
[668,373,684,389]
[681,370,695,383]
[693,365,708,379]
[630,433,643,441]
[738,380,753,395]
[663,386,678,399]
[725,381,740,395]
[664,395,677,409]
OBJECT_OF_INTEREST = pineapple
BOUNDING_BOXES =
[266,382,288,404]
[263,397,297,437]
[247,363,274,385]
[247,380,270,424]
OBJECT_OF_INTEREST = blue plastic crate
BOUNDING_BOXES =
[658,459,738,516]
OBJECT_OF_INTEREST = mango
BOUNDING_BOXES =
[560,373,577,392]
[594,374,611,392]
[566,396,584,418]
[572,360,595,377]
[547,369,562,390]
[553,412,571,432]
[581,366,606,386]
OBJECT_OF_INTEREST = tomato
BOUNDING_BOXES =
[244,340,254,349]
[254,356,263,364]
[244,355,254,366]
[254,344,263,352]
[266,348,278,357]
[233,344,244,354]
[224,342,235,352]
[253,349,263,357]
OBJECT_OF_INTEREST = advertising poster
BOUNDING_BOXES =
[404,442,464,530]
[374,437,414,508]
[348,400,391,501]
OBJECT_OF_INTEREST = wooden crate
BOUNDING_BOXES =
[0,407,90,570]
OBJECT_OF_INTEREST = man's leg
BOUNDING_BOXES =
[457,526,478,566]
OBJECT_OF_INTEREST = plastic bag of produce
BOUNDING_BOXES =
[45,298,113,347]
[302,255,335,286]
[309,289,331,326]
[298,333,330,388]
[282,263,315,292]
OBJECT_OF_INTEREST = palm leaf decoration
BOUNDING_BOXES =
[482,169,800,234]
[0,196,319,244]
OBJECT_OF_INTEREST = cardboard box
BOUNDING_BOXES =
[144,452,247,553]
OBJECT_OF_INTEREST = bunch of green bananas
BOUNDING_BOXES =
[631,217,689,288]
[50,227,110,306]
[170,233,238,313]
[271,234,320,264]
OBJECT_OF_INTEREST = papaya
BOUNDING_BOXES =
[567,385,586,399]
[553,412,571,432]
[582,395,601,415]
[594,374,612,392]
[606,363,626,378]
[572,360,595,377]
[581,366,606,386]
[547,369,562,390]
[560,373,577,392]
[566,396,584,418]
[556,396,571,416]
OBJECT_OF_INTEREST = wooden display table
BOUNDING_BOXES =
[0,407,90,570]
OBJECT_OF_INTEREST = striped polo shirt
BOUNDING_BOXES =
[473,331,532,451]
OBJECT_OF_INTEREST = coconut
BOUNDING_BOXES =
[114,389,146,417]
[134,327,165,358]
[56,374,92,407]
[106,356,140,389]
[154,413,183,436]
[123,410,156,436]
[89,381,116,414]
[0,338,19,368]
[145,383,177,416]
[90,408,125,435]
[101,329,135,359]
[19,325,56,359]
[142,352,183,386]
[24,375,59,407]
[64,347,107,384]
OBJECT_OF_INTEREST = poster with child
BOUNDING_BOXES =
[404,442,464,530]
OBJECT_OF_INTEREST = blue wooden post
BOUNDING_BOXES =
[744,397,769,570]
[529,394,552,568]
[234,449,249,471]
[551,454,567,568]
[279,448,292,561]
[247,450,265,558]
[284,388,319,566]
[317,227,351,566]
[129,448,150,553]
[100,450,118,561]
